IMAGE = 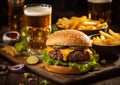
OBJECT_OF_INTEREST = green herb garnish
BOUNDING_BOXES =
[40,79,51,85]
[15,27,28,55]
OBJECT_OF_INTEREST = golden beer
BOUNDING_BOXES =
[88,0,112,24]
[24,4,52,54]
[8,0,25,32]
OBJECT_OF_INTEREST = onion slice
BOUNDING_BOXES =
[0,65,7,70]
[8,64,25,72]
[0,65,8,75]
[0,69,9,75]
[76,61,88,64]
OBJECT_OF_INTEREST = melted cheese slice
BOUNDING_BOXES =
[47,46,73,61]
[60,49,73,61]
[47,46,53,54]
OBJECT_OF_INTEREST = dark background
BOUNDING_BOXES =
[0,0,120,28]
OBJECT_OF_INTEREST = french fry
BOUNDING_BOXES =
[56,16,108,30]
[71,19,79,29]
[99,31,115,39]
[93,36,102,45]
[0,46,19,56]
[111,41,120,45]
[92,29,120,46]
[109,29,120,39]
[100,35,105,41]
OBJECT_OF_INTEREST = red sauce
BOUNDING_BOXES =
[6,33,18,39]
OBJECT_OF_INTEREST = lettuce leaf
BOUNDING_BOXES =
[41,49,102,72]
[15,27,28,55]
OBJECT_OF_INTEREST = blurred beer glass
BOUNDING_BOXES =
[24,4,52,55]
[8,0,25,32]
[88,0,112,25]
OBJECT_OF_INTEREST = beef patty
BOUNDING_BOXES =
[48,50,90,62]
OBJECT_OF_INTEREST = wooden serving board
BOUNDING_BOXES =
[0,50,120,85]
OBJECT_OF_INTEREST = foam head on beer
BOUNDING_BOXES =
[88,0,112,3]
[24,5,52,16]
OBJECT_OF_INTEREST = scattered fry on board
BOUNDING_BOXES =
[0,46,19,56]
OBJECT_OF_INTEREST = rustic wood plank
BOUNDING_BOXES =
[0,75,8,85]
[6,73,38,85]
[0,71,39,85]
[111,76,120,85]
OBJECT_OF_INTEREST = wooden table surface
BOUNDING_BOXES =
[1,52,120,85]
[0,24,120,85]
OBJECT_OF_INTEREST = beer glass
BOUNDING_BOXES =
[8,0,25,32]
[88,0,112,25]
[24,4,52,55]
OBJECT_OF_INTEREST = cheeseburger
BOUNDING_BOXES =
[42,30,101,74]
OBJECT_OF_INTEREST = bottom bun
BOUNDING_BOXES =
[44,63,90,74]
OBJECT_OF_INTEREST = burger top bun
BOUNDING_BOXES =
[46,30,92,47]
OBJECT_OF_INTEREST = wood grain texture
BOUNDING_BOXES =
[0,50,120,85]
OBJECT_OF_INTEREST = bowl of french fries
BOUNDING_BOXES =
[56,16,108,35]
[90,29,120,59]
